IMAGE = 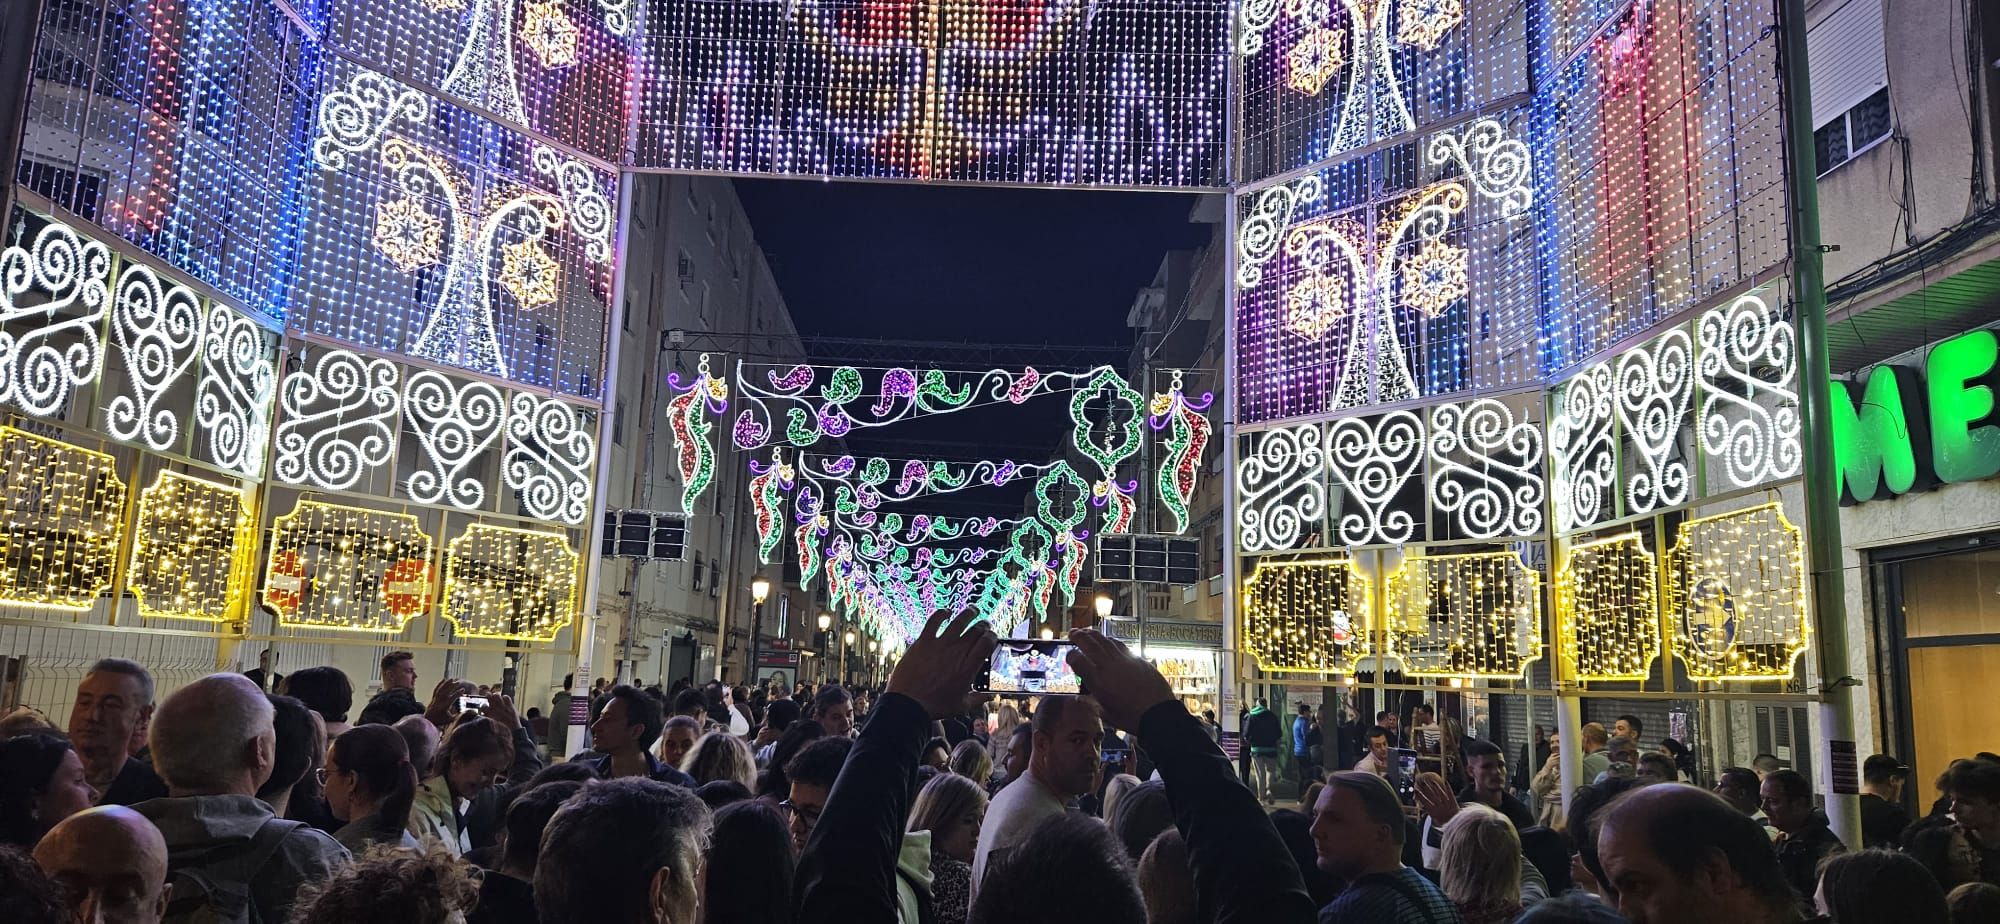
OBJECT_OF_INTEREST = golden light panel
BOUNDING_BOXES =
[442,523,579,642]
[128,471,257,622]
[1241,557,1372,674]
[1386,551,1542,680]
[0,426,126,611]
[264,500,435,632]
[1666,503,1810,682]
[1556,533,1660,682]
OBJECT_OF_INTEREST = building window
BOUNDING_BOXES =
[700,283,711,323]
[692,554,704,592]
[1807,0,1888,176]
[622,296,632,332]
[613,399,626,446]
[1815,88,1891,176]
[709,562,721,597]
[677,251,693,291]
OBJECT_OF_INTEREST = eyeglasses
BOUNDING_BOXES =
[779,799,822,832]
[314,767,330,785]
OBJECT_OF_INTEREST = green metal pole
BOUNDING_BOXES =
[1778,0,1863,847]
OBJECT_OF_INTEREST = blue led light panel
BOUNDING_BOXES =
[632,0,1229,187]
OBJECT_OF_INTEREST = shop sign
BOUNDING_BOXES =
[1100,617,1224,648]
[1834,329,2000,503]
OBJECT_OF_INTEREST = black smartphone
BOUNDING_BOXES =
[1387,747,1420,804]
[977,640,1085,695]
[1102,747,1132,764]
[456,695,490,714]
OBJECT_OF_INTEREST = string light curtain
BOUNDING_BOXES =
[442,524,579,642]
[1241,557,1372,674]
[1666,503,1810,681]
[128,471,258,623]
[0,426,127,611]
[1386,551,1541,680]
[1556,533,1660,682]
[263,500,435,632]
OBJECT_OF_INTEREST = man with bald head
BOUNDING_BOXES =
[134,673,348,922]
[1595,784,1801,924]
[33,805,171,923]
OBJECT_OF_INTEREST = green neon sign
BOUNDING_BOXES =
[1833,329,2000,503]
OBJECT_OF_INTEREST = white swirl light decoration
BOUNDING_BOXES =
[0,221,111,417]
[1237,0,1283,54]
[533,144,614,264]
[1237,175,1324,288]
[1615,327,1693,513]
[196,307,275,479]
[503,392,594,525]
[1427,398,1544,539]
[1549,361,1617,533]
[1236,422,1326,553]
[311,69,431,169]
[105,264,203,451]
[403,370,505,509]
[1426,118,1533,219]
[273,349,401,491]
[1327,410,1424,546]
[596,0,634,35]
[1697,294,1802,489]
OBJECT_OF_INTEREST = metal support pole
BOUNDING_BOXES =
[1779,0,1863,847]
[748,597,765,687]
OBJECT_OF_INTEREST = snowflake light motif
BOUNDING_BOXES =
[1401,239,1469,317]
[372,196,444,272]
[1284,269,1349,340]
[1287,25,1346,96]
[499,241,561,310]
[521,1,581,68]
[1396,0,1463,51]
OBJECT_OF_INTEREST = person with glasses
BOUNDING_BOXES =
[782,737,849,852]
[323,724,420,853]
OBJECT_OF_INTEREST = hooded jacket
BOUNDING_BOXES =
[135,793,350,923]
[894,829,935,924]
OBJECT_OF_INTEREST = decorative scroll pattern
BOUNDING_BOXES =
[1326,411,1424,546]
[751,449,795,564]
[1426,118,1534,219]
[1697,294,1801,489]
[128,472,256,623]
[1666,503,1809,681]
[503,392,594,525]
[533,144,614,264]
[274,349,401,491]
[1549,362,1616,533]
[1427,398,1543,539]
[733,362,1121,452]
[0,222,112,417]
[1386,552,1541,679]
[0,427,126,611]
[1237,175,1324,287]
[402,370,505,509]
[442,524,578,641]
[1241,558,1372,673]
[311,69,432,169]
[196,306,277,480]
[1615,328,1694,513]
[1237,422,1325,553]
[1555,533,1660,682]
[264,500,435,633]
[105,265,203,451]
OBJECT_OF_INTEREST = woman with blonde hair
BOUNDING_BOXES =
[1101,773,1143,831]
[948,738,992,785]
[907,771,988,924]
[987,702,1023,781]
[681,730,756,788]
[1438,802,1523,924]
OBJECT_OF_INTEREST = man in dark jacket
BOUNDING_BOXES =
[67,659,168,806]
[1244,700,1282,803]
[357,650,425,726]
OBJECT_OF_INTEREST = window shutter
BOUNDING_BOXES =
[1806,0,1887,128]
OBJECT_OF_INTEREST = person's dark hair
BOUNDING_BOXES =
[0,845,69,923]
[811,684,852,717]
[0,732,74,847]
[1460,738,1502,763]
[608,684,665,750]
[526,760,599,788]
[970,812,1143,924]
[1637,753,1678,782]
[502,780,583,874]
[329,724,420,834]
[391,715,438,775]
[764,698,800,733]
[1512,890,1631,923]
[1949,882,2000,922]
[86,658,155,706]
[1297,703,1311,715]
[535,779,712,923]
[281,667,354,724]
[1110,780,1174,862]
[1366,724,1390,741]
[1819,849,1948,923]
[757,720,826,798]
[673,688,707,717]
[562,673,574,689]
[705,800,796,924]
[1615,714,1643,737]
[1566,777,1641,883]
[1751,753,1782,774]
[1520,824,1573,894]
[696,779,753,810]
[1603,785,1794,914]
[1903,816,1973,891]
[381,650,414,675]
[292,841,478,924]
[432,713,509,781]
[1716,766,1759,796]
[1030,694,1100,737]
[1764,768,1810,803]
[1375,710,1394,723]
[785,736,853,789]
[1324,771,1407,847]
[1269,809,1341,907]
[1945,758,2000,803]
[259,694,317,800]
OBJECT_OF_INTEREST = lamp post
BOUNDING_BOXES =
[867,638,879,686]
[749,576,771,683]
[817,612,832,682]
[843,630,857,685]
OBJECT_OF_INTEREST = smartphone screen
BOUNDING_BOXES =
[1387,747,1420,804]
[1101,748,1131,764]
[457,695,490,714]
[978,640,1084,695]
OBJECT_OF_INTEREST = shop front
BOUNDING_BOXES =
[1102,616,1224,717]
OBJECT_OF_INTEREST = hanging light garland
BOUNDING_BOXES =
[441,523,579,642]
[1240,557,1372,674]
[1555,533,1660,682]
[128,471,257,623]
[0,427,126,612]
[1666,503,1810,682]
[1385,550,1541,680]
[263,500,435,633]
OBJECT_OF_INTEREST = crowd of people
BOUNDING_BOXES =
[0,621,1997,924]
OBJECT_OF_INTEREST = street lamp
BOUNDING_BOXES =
[815,612,833,683]
[844,630,857,645]
[1039,626,1055,641]
[817,612,832,632]
[749,576,772,681]
[751,577,771,605]
[843,629,857,685]
[1094,593,1114,619]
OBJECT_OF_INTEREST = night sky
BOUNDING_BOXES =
[733,178,1218,513]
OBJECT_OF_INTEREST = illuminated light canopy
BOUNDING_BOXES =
[1555,533,1660,683]
[1666,503,1810,682]
[0,220,112,418]
[1386,551,1541,680]
[128,472,257,623]
[442,523,579,641]
[264,500,436,632]
[1241,557,1372,674]
[0,427,126,611]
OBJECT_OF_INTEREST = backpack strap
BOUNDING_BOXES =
[162,817,303,924]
